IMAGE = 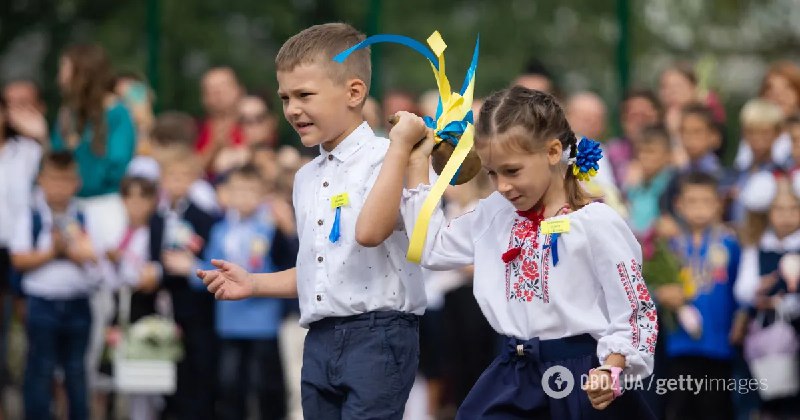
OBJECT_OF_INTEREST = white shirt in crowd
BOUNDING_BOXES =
[292,122,426,327]
[734,229,800,306]
[10,190,104,299]
[0,137,42,248]
[401,188,657,379]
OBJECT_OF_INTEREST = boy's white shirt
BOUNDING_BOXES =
[9,189,106,299]
[401,187,657,379]
[292,122,426,327]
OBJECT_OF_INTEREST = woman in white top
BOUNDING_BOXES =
[357,87,657,419]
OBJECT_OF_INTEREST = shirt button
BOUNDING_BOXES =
[323,181,329,187]
[316,294,322,301]
[327,155,334,161]
[317,219,324,226]
[317,256,324,262]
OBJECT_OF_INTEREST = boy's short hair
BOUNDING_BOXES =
[677,171,719,196]
[682,103,721,132]
[120,176,158,198]
[638,124,671,150]
[151,111,197,147]
[228,163,263,183]
[740,98,783,128]
[39,150,76,173]
[275,23,370,92]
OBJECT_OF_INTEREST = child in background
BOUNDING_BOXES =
[627,125,675,236]
[157,149,219,420]
[106,176,165,420]
[191,164,297,420]
[660,104,724,221]
[659,172,740,420]
[734,171,800,419]
[786,114,800,170]
[729,99,784,224]
[10,151,102,420]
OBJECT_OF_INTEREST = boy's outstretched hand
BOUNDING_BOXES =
[196,259,254,300]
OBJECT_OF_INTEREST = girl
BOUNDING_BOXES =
[734,171,800,419]
[355,86,657,419]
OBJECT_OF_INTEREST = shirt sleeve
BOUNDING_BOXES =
[99,106,136,193]
[9,209,33,254]
[399,184,476,270]
[587,204,657,379]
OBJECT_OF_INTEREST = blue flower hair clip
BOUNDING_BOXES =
[571,137,603,182]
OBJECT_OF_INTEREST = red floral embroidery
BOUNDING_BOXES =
[505,219,551,303]
[616,259,658,356]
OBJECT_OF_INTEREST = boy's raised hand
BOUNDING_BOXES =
[196,259,254,300]
[389,111,429,152]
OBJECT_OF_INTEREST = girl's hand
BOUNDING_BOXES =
[582,369,615,410]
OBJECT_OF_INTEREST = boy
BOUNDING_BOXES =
[198,23,428,419]
[190,164,297,420]
[660,172,740,420]
[660,104,725,220]
[730,99,784,223]
[157,148,219,420]
[627,124,675,235]
[10,151,101,420]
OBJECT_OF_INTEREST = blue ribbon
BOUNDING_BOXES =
[333,34,439,70]
[329,207,342,243]
[546,233,561,266]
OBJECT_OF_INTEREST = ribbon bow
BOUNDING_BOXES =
[572,137,603,182]
[334,31,479,263]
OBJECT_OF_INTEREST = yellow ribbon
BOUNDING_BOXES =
[407,31,477,263]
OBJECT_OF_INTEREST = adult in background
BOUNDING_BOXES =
[195,66,244,176]
[49,44,136,415]
[735,61,800,170]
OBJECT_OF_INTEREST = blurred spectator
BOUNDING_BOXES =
[157,148,219,420]
[513,58,556,95]
[663,172,739,420]
[2,79,48,145]
[626,125,674,235]
[0,94,42,410]
[606,89,663,188]
[114,72,156,156]
[196,67,244,175]
[660,62,701,143]
[730,99,785,224]
[10,151,105,420]
[128,111,219,215]
[660,104,725,221]
[565,91,607,140]
[213,94,278,175]
[735,173,800,419]
[735,61,800,171]
[51,44,136,250]
[192,165,297,420]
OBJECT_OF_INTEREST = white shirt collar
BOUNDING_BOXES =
[760,229,800,251]
[318,122,372,164]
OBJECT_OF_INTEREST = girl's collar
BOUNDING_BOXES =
[761,229,800,252]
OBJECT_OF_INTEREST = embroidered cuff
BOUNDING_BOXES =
[402,183,433,198]
[596,336,652,381]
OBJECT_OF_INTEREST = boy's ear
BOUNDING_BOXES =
[346,78,368,108]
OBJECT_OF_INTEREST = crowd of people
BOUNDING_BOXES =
[0,23,799,420]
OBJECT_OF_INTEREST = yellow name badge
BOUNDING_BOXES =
[330,193,350,209]
[540,218,570,235]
